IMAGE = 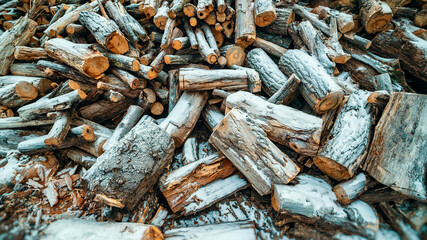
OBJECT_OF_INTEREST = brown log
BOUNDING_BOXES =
[363,92,427,201]
[44,38,109,79]
[150,102,164,115]
[201,23,220,55]
[235,0,256,48]
[0,81,38,109]
[184,21,198,49]
[333,173,367,205]
[96,82,140,99]
[160,18,177,49]
[36,60,98,85]
[172,36,190,50]
[10,63,49,78]
[221,20,234,38]
[267,74,300,105]
[169,0,191,19]
[14,46,47,61]
[142,0,161,19]
[183,3,196,17]
[164,54,203,65]
[168,69,180,113]
[65,23,88,35]
[79,98,133,123]
[111,68,140,90]
[252,37,287,58]
[140,49,157,65]
[204,11,216,25]
[254,0,276,27]
[359,0,393,33]
[368,90,390,108]
[197,0,214,19]
[219,44,245,67]
[209,108,300,196]
[279,50,344,114]
[153,1,169,30]
[44,111,71,147]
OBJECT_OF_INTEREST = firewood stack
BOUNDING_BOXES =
[0,0,426,239]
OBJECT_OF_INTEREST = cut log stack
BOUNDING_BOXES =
[0,0,426,239]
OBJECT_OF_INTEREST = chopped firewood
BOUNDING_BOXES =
[333,173,368,205]
[164,221,257,239]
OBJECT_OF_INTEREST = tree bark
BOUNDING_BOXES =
[267,74,300,105]
[279,50,344,114]
[333,173,367,205]
[44,111,71,147]
[9,63,48,78]
[254,0,276,27]
[235,0,256,48]
[14,46,47,61]
[363,92,427,201]
[195,27,217,64]
[252,37,287,58]
[0,81,38,109]
[209,108,300,196]
[202,103,224,131]
[78,98,134,123]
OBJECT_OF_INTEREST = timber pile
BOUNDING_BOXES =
[0,0,426,239]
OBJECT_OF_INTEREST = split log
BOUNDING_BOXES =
[159,153,248,215]
[104,0,149,45]
[267,74,300,105]
[363,92,427,201]
[14,46,47,61]
[83,119,175,210]
[225,91,322,156]
[78,11,128,54]
[254,0,276,27]
[44,111,71,146]
[18,90,86,120]
[136,64,158,80]
[315,90,373,181]
[40,219,162,240]
[333,173,367,205]
[202,103,224,131]
[181,137,198,165]
[195,27,217,64]
[0,17,37,75]
[10,63,49,78]
[209,108,300,196]
[159,91,209,147]
[279,50,344,114]
[204,11,216,25]
[247,48,289,96]
[164,221,256,240]
[252,37,287,58]
[235,0,256,48]
[359,0,393,34]
[44,39,109,79]
[219,44,245,67]
[102,105,144,152]
[44,1,98,38]
[178,68,260,92]
[0,81,38,109]
[272,174,379,238]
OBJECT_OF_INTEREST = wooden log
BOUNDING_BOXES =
[292,5,331,36]
[160,18,177,49]
[254,0,276,27]
[140,49,157,65]
[65,23,88,36]
[184,21,198,50]
[235,0,256,48]
[40,218,162,240]
[415,9,427,27]
[363,92,427,201]
[150,102,164,115]
[195,27,217,64]
[209,108,299,196]
[102,105,144,152]
[279,50,344,114]
[183,3,196,17]
[327,17,351,64]
[159,91,208,147]
[197,0,214,19]
[179,68,260,92]
[0,129,45,152]
[104,90,125,103]
[333,173,367,205]
[159,153,248,215]
[83,119,174,210]
[267,74,300,105]
[342,33,372,50]
[247,48,289,96]
[359,0,393,34]
[202,103,224,131]
[10,63,49,78]
[14,46,47,61]
[225,91,322,156]
[104,1,149,45]
[272,174,379,238]
[315,91,373,181]
[164,221,257,240]
[44,39,109,79]
[219,44,245,67]
[181,137,198,165]
[312,6,355,33]
[36,60,97,84]
[44,1,98,38]
[97,82,139,99]
[142,0,161,19]
[168,69,180,113]
[44,111,71,146]
[78,11,128,54]
[203,11,216,25]
[169,0,191,18]
[201,23,220,55]
[79,98,134,123]
[222,20,234,38]
[368,90,390,108]
[164,54,203,65]
[17,90,85,120]
[151,27,184,73]
[370,28,427,83]
[61,147,96,168]
[136,64,158,80]
[0,81,38,109]
[111,68,140,90]
[0,117,54,129]
[172,36,189,50]
[252,37,287,58]
[0,17,37,75]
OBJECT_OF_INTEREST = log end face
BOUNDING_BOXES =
[271,185,281,212]
[147,68,159,79]
[255,12,277,28]
[225,45,246,67]
[15,81,38,101]
[333,185,351,205]
[81,125,95,141]
[83,56,110,79]
[314,155,352,181]
[315,90,344,114]
[142,225,164,240]
[132,60,141,72]
[107,33,129,54]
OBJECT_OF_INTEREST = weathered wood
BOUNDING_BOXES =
[142,0,161,19]
[359,0,393,34]
[279,50,344,114]
[61,147,96,169]
[0,81,38,109]
[78,98,133,123]
[315,91,373,181]
[168,69,180,113]
[272,174,379,238]
[44,39,109,79]
[36,60,97,84]
[333,173,367,205]
[140,49,157,66]
[0,17,37,75]
[169,0,191,18]
[235,0,256,48]
[247,48,289,96]
[164,221,257,240]
[201,23,220,55]
[172,37,189,50]
[195,27,217,64]
[184,21,198,49]
[159,91,209,147]
[161,18,177,49]
[14,46,47,61]
[197,0,214,19]
[202,103,224,131]
[181,137,198,165]
[252,37,287,58]
[96,82,139,99]
[254,0,276,27]
[226,91,323,156]
[164,54,203,65]
[179,68,260,92]
[292,5,331,36]
[183,3,197,17]
[111,68,140,90]
[313,6,355,33]
[327,17,351,64]
[219,44,245,67]
[222,20,234,38]
[209,108,300,196]
[368,90,390,108]
[0,117,54,129]
[342,33,372,50]
[159,153,248,215]
[10,63,48,78]
[83,119,174,210]
[40,218,163,240]
[44,111,71,146]
[363,92,427,201]
[267,74,300,105]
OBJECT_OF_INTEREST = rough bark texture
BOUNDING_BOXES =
[83,120,175,210]
[363,92,427,201]
[209,108,300,196]
[225,91,323,156]
[259,8,294,36]
[333,173,367,205]
[252,37,287,58]
[267,74,300,105]
[315,90,374,181]
[254,0,276,27]
[279,50,344,114]
[235,0,256,48]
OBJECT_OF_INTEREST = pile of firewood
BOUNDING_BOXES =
[0,0,426,239]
